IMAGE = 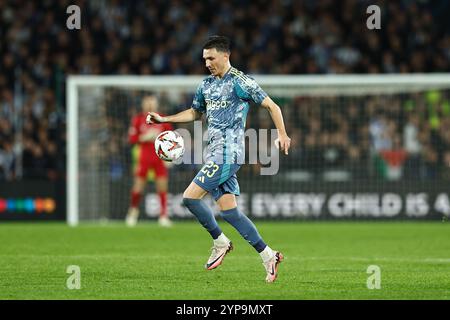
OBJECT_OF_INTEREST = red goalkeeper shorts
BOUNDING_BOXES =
[135,156,168,179]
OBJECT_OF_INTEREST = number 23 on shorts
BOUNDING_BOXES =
[201,161,220,178]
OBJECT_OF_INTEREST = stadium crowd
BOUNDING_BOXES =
[271,91,450,181]
[1,0,450,181]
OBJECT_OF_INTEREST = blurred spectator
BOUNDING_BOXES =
[370,112,392,152]
[403,113,422,179]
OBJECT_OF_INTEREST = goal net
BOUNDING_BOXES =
[67,74,450,225]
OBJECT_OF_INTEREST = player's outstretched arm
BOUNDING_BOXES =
[261,96,291,155]
[146,108,202,124]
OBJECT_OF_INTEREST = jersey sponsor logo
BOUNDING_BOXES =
[206,99,228,111]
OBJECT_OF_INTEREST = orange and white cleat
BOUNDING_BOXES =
[263,251,284,283]
[205,241,233,270]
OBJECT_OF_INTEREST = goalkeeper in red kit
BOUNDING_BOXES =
[126,95,173,227]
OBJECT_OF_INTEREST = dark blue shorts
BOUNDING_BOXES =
[193,161,241,201]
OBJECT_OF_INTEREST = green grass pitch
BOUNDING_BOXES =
[0,221,449,299]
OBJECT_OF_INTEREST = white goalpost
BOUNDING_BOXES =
[67,74,450,226]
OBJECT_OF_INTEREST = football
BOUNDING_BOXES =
[154,130,185,162]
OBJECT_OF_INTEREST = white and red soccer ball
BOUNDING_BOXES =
[154,130,185,162]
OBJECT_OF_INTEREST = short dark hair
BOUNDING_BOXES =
[202,35,230,53]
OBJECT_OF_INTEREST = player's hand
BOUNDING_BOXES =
[146,112,166,124]
[275,134,291,155]
[139,128,160,142]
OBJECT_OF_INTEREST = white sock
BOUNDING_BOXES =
[214,233,230,246]
[259,246,275,262]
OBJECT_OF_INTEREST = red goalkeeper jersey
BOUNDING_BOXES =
[128,113,173,162]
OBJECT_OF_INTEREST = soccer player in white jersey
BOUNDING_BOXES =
[146,36,291,282]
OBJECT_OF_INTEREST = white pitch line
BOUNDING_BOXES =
[298,256,450,264]
[1,255,450,264]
